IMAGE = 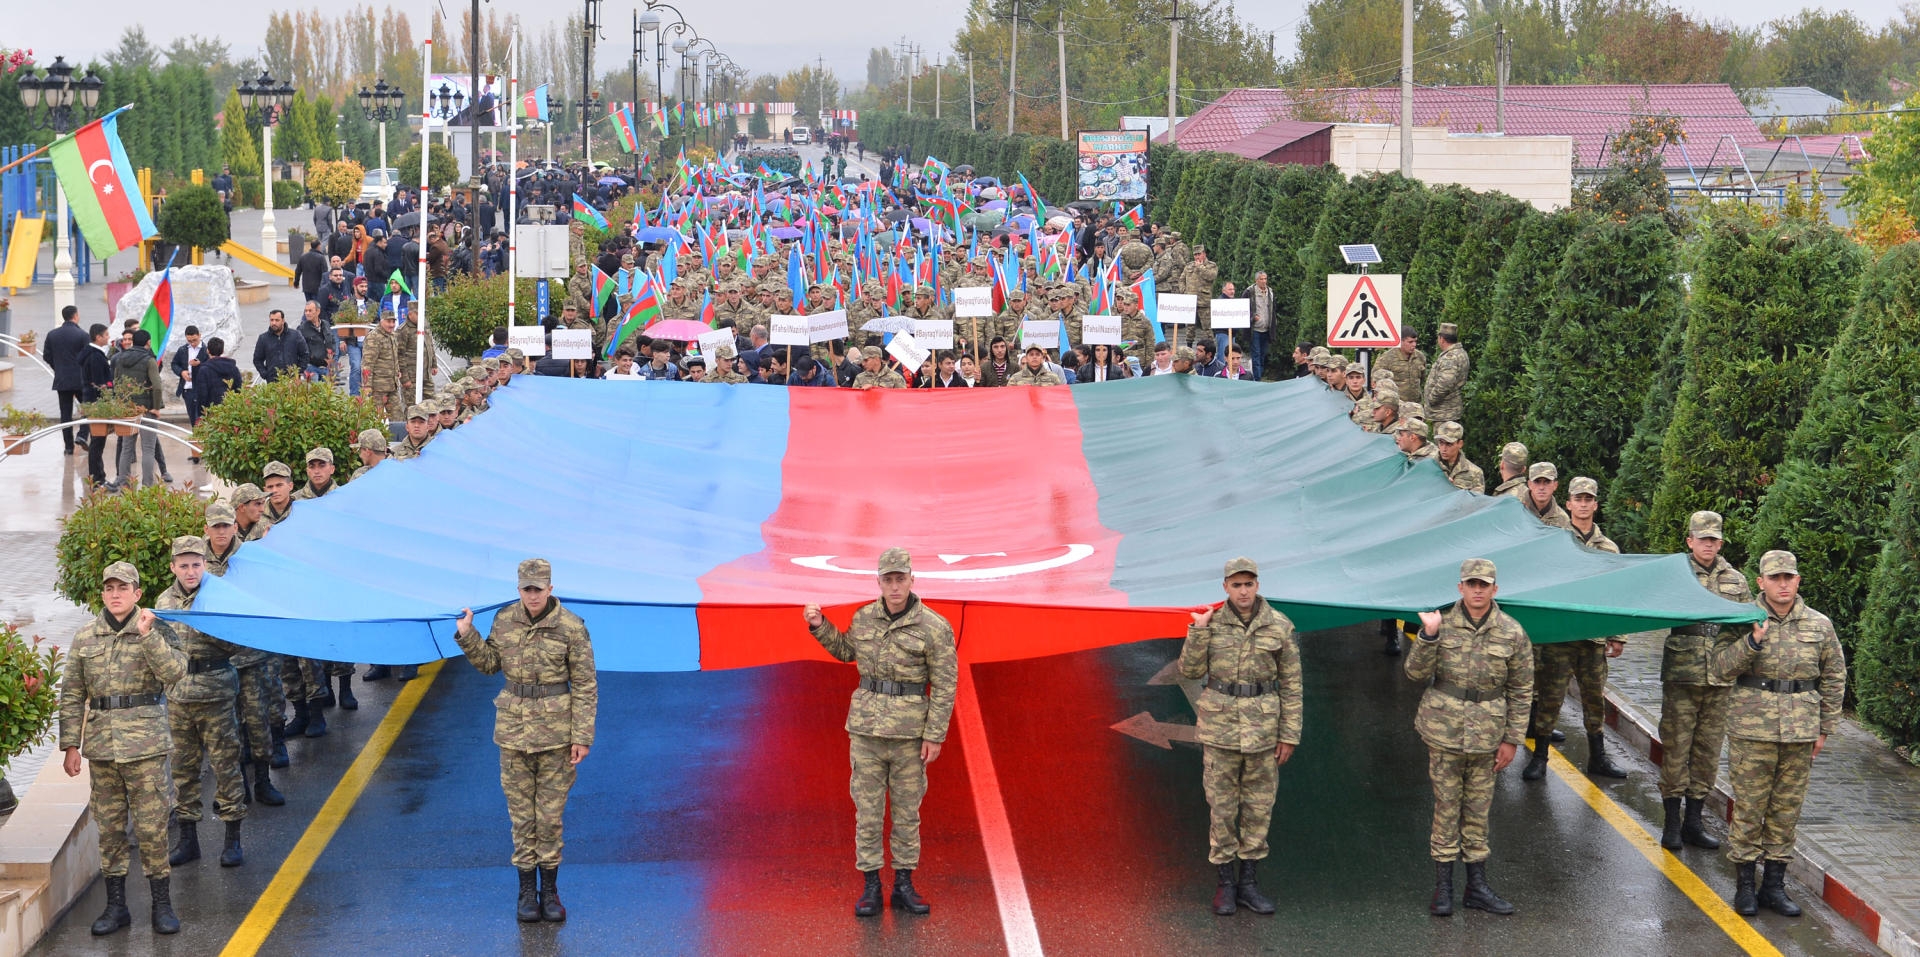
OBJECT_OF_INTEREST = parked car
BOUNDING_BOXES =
[790,127,811,145]
[359,167,399,205]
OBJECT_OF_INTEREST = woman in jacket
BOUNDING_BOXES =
[1082,343,1131,383]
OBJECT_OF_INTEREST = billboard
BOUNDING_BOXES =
[1076,130,1149,202]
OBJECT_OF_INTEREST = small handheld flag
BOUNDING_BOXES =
[572,194,609,229]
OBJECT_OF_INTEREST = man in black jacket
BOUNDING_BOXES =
[362,230,390,289]
[169,325,207,425]
[296,301,335,380]
[252,310,310,382]
[44,304,91,453]
[108,330,169,488]
[194,338,243,410]
[81,323,113,483]
[294,245,330,301]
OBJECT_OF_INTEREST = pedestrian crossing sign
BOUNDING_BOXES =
[1326,274,1403,348]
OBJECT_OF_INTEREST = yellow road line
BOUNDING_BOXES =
[1543,745,1782,957]
[217,661,443,957]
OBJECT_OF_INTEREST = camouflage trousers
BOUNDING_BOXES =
[1426,746,1498,863]
[1531,642,1609,737]
[235,663,281,760]
[281,657,348,702]
[1201,745,1277,865]
[501,746,576,869]
[90,754,173,879]
[1658,682,1730,800]
[850,733,927,872]
[170,698,248,823]
[1726,737,1815,864]
[369,387,399,420]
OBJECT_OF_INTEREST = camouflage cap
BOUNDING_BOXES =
[1345,365,1366,378]
[1114,289,1138,306]
[1500,442,1529,470]
[877,547,913,575]
[911,284,933,297]
[1309,346,1330,358]
[356,428,390,453]
[231,483,266,505]
[861,345,884,360]
[481,358,501,371]
[1392,417,1429,438]
[306,446,334,465]
[462,378,485,393]
[1324,355,1348,372]
[435,398,457,415]
[205,502,237,526]
[102,560,141,586]
[1007,288,1030,300]
[1374,369,1396,384]
[714,342,738,360]
[1174,346,1196,362]
[263,461,294,480]
[1223,556,1259,579]
[406,404,430,421]
[1434,421,1464,443]
[504,348,526,362]
[1758,549,1798,577]
[172,534,208,557]
[1688,510,1725,540]
[1374,391,1401,410]
[517,558,552,588]
[1398,402,1425,421]
[1528,461,1558,482]
[1437,322,1459,337]
[1569,476,1599,498]
[1459,558,1497,584]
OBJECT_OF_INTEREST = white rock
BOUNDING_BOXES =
[114,265,243,357]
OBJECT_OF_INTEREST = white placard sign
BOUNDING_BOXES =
[886,330,931,372]
[1020,319,1060,351]
[809,310,849,343]
[769,314,811,346]
[1211,298,1251,329]
[507,325,546,357]
[953,286,995,318]
[914,319,955,349]
[550,329,594,360]
[696,329,736,363]
[1158,293,1197,325]
[1080,314,1123,346]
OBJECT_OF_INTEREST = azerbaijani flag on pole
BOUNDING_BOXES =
[518,84,551,122]
[1019,172,1048,225]
[607,108,641,153]
[572,194,609,229]
[589,264,617,317]
[47,110,156,259]
[1118,204,1145,229]
[605,273,663,358]
[140,266,174,351]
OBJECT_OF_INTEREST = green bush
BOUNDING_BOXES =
[427,273,547,358]
[1462,209,1589,469]
[55,484,207,611]
[0,622,62,771]
[1404,186,1473,327]
[1745,241,1920,659]
[194,377,384,485]
[156,183,230,254]
[1436,192,1535,353]
[1295,172,1419,346]
[1608,317,1689,552]
[271,179,305,211]
[1645,219,1864,562]
[1855,434,1920,747]
[394,142,463,191]
[1246,165,1340,367]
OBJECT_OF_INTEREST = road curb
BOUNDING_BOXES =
[1603,687,1919,957]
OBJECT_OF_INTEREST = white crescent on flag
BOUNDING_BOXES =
[87,158,113,183]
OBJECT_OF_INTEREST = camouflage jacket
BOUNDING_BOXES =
[1178,601,1304,752]
[454,599,598,752]
[1491,476,1526,500]
[58,608,189,761]
[810,595,959,743]
[205,537,242,578]
[1118,309,1156,364]
[1422,344,1469,423]
[1524,496,1573,530]
[154,582,243,701]
[1406,442,1438,464]
[1375,347,1428,394]
[1406,600,1533,754]
[395,322,438,387]
[1184,262,1220,323]
[1441,453,1486,494]
[392,434,430,460]
[845,300,883,348]
[853,368,907,390]
[1712,598,1845,742]
[1664,555,1753,686]
[1117,241,1153,280]
[1008,367,1064,387]
[363,325,401,390]
[707,369,750,384]
[291,478,335,502]
[264,499,293,526]
[1349,393,1376,427]
[238,519,269,543]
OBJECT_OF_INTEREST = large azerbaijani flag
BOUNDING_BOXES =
[165,376,1762,672]
[517,84,551,122]
[47,111,157,259]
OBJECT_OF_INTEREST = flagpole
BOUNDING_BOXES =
[507,31,519,329]
[416,37,433,405]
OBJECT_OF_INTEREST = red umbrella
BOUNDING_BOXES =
[642,319,716,342]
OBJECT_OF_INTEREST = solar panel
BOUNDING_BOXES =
[1340,244,1382,265]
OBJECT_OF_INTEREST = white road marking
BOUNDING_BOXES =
[955,665,1045,957]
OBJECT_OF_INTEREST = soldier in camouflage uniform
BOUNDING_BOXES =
[454,558,598,923]
[1184,245,1220,349]
[1115,289,1156,369]
[985,289,1032,354]
[395,313,439,404]
[1520,477,1629,782]
[1394,418,1437,462]
[1407,558,1533,917]
[392,405,434,460]
[155,536,250,869]
[362,311,402,419]
[261,461,296,526]
[290,446,358,712]
[853,346,907,390]
[1658,511,1752,851]
[1346,366,1375,426]
[1521,462,1572,530]
[844,281,886,352]
[1118,228,1153,283]
[59,561,190,936]
[232,484,270,542]
[1712,550,1844,918]
[1179,557,1303,916]
[1422,322,1469,426]
[1434,422,1485,493]
[1375,329,1428,395]
[204,503,291,792]
[1491,443,1528,500]
[1368,391,1401,435]
[1008,344,1065,386]
[706,343,750,383]
[352,428,389,481]
[804,548,958,918]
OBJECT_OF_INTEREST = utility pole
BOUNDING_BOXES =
[1166,0,1182,144]
[582,0,597,165]
[935,55,942,120]
[467,0,481,274]
[968,49,977,130]
[906,44,915,115]
[1495,22,1509,133]
[1399,0,1412,176]
[1057,9,1069,140]
[1007,0,1020,135]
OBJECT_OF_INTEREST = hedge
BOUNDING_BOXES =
[1855,433,1920,746]
[1608,316,1689,552]
[1436,191,1536,353]
[194,377,386,485]
[1295,172,1420,347]
[1463,210,1590,470]
[55,485,207,611]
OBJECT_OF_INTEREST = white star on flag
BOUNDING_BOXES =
[103,183,115,195]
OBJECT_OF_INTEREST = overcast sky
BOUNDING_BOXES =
[11,0,1913,91]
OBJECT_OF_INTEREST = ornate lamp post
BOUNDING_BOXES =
[237,70,297,259]
[355,78,408,177]
[17,56,104,312]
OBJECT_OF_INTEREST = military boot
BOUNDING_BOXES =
[314,671,336,708]
[1521,727,1551,781]
[854,870,883,917]
[540,866,567,921]
[89,875,131,935]
[284,700,311,737]
[1430,861,1454,916]
[1461,862,1514,915]
[892,869,930,914]
[1213,862,1237,916]
[303,703,328,737]
[1733,862,1758,915]
[254,761,286,806]
[1759,861,1801,917]
[363,664,392,681]
[167,820,200,866]
[1586,732,1627,779]
[270,722,290,768]
[1235,859,1275,915]
[516,868,542,922]
[337,674,359,710]
[1382,622,1401,656]
[1681,797,1721,849]
[1548,728,1566,742]
[150,876,181,934]
[220,821,245,867]
[396,664,419,681]
[1659,797,1684,850]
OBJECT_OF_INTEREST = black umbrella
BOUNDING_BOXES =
[882,208,912,224]
[392,210,439,230]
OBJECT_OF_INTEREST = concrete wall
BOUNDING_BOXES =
[1329,125,1573,211]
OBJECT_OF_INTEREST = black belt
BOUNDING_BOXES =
[858,677,925,697]
[1431,682,1498,704]
[91,693,164,710]
[187,657,233,674]
[505,681,570,699]
[1675,623,1722,637]
[1205,677,1279,698]
[1737,675,1820,694]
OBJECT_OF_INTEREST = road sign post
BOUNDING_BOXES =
[1326,274,1403,349]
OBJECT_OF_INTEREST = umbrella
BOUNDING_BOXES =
[972,176,1000,187]
[882,208,912,224]
[636,226,688,245]
[769,226,805,240]
[392,210,438,230]
[980,200,1010,212]
[954,164,975,174]
[598,175,626,186]
[642,320,715,342]
[961,210,1006,229]
[1065,200,1099,212]
[862,316,916,334]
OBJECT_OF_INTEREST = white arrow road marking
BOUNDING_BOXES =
[1110,711,1200,750]
[1148,659,1202,711]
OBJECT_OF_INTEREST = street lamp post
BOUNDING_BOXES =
[429,82,467,155]
[16,56,103,313]
[238,70,296,259]
[639,2,691,184]
[356,78,407,186]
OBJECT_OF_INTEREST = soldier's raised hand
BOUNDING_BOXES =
[1751,619,1769,643]
[1190,605,1214,628]
[456,607,474,632]
[803,604,824,628]
[1417,610,1443,636]
[136,608,156,636]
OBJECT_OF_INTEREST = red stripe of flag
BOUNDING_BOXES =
[76,119,147,251]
